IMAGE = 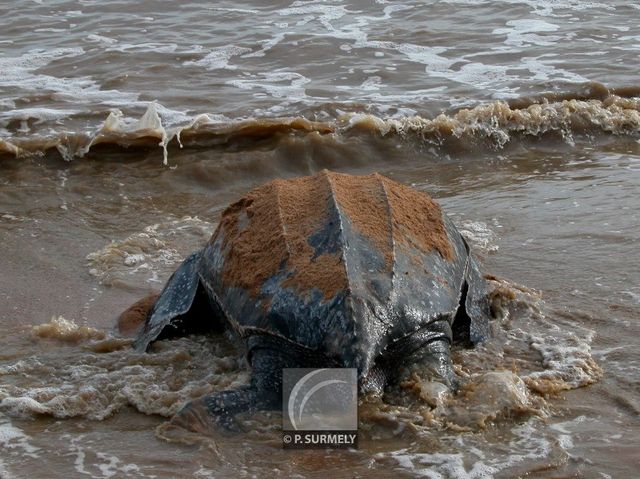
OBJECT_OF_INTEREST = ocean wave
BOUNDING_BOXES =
[345,91,640,149]
[1,87,639,163]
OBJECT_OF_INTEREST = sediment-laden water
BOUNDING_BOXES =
[1,1,639,478]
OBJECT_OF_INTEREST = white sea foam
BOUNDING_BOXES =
[184,45,252,70]
[105,42,180,54]
[548,416,590,451]
[228,71,311,100]
[438,0,613,17]
[390,449,498,479]
[431,62,515,92]
[0,47,219,145]
[518,55,590,83]
[0,107,82,131]
[0,418,40,458]
[0,47,141,127]
[95,452,141,478]
[86,216,213,286]
[0,47,85,85]
[389,418,555,478]
[208,7,259,15]
[493,19,561,47]
[85,34,117,45]
[62,433,148,478]
[457,221,499,254]
[0,333,248,420]
[277,2,349,26]
[460,275,603,398]
[242,32,287,59]
[0,457,13,479]
[393,43,454,72]
[524,325,602,391]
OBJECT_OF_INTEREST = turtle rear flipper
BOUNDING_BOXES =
[133,250,224,352]
[452,237,492,345]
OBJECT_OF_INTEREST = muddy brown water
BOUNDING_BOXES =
[1,1,639,478]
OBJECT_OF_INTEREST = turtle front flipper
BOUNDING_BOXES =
[170,346,286,433]
[172,385,280,433]
[132,250,224,352]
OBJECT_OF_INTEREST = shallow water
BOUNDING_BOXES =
[1,1,639,478]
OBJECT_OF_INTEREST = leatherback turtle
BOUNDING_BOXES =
[126,170,491,430]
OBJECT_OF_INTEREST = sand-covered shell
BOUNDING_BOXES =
[190,170,490,371]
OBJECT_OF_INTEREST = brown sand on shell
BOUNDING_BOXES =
[215,173,347,300]
[215,170,453,300]
[331,172,453,267]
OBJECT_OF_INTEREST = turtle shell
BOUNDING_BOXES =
[197,170,485,372]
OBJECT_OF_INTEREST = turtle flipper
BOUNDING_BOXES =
[172,386,279,433]
[451,236,492,345]
[389,321,458,390]
[133,250,223,352]
[406,331,458,390]
[463,254,492,344]
[170,347,285,433]
[419,338,458,390]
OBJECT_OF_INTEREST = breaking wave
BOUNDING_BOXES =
[2,87,640,163]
